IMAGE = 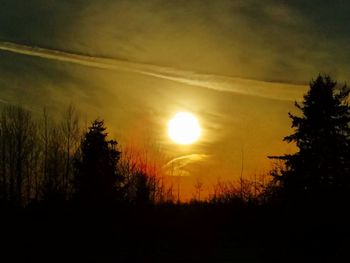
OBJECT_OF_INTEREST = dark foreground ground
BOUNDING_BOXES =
[1,202,349,262]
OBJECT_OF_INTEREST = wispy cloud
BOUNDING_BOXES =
[0,41,307,101]
[163,154,208,176]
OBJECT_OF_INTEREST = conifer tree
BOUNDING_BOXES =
[270,75,350,201]
[74,120,121,206]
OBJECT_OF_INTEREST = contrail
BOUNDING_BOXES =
[0,41,307,101]
[0,41,154,74]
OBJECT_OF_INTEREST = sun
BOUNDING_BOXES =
[168,112,201,145]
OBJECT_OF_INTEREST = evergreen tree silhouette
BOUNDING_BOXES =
[270,75,350,202]
[74,120,121,206]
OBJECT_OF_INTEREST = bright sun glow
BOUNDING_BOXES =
[168,112,201,145]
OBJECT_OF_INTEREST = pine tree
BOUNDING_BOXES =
[74,120,122,206]
[270,75,350,202]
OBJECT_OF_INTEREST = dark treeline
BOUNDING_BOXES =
[0,105,80,206]
[0,105,174,208]
[1,75,350,262]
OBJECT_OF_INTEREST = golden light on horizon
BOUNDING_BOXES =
[168,112,201,145]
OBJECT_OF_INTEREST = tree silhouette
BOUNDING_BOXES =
[134,171,152,206]
[0,106,38,206]
[74,120,122,206]
[61,105,80,199]
[193,177,203,201]
[270,75,350,202]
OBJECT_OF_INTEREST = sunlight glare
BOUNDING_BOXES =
[168,112,201,145]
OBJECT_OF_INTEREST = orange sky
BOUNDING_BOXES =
[1,1,349,200]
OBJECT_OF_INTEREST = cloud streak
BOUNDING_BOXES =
[164,154,208,168]
[0,41,307,101]
[163,154,209,177]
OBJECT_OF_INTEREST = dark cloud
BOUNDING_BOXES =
[1,0,350,82]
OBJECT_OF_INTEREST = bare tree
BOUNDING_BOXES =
[0,106,36,206]
[117,143,169,204]
[61,105,80,199]
[194,177,204,201]
[209,173,269,204]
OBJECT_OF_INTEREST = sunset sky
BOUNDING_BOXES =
[1,0,349,200]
